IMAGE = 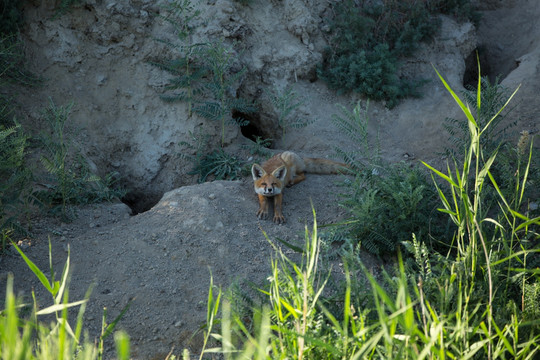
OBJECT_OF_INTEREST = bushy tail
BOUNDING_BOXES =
[303,157,349,174]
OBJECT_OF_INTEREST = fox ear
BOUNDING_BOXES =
[272,165,287,182]
[251,164,266,180]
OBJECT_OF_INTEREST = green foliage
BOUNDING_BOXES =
[179,130,245,183]
[152,2,254,146]
[34,100,125,220]
[192,40,254,146]
[267,86,312,139]
[192,149,244,183]
[242,135,272,157]
[199,207,540,359]
[160,0,201,41]
[319,0,477,108]
[342,162,440,255]
[150,0,205,117]
[422,64,540,332]
[333,101,442,255]
[1,236,130,359]
[0,0,24,36]
[152,44,208,116]
[0,123,31,232]
[0,35,42,88]
[444,76,517,157]
[331,101,379,169]
[0,33,41,233]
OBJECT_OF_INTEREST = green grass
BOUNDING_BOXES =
[1,237,131,359]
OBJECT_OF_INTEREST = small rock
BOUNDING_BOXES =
[208,193,216,200]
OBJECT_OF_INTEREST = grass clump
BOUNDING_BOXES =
[179,129,246,183]
[1,236,132,359]
[319,0,478,108]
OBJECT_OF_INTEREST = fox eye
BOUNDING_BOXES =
[261,182,267,186]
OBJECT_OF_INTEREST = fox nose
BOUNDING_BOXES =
[267,188,273,193]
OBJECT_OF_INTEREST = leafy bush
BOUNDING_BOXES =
[332,101,444,255]
[192,40,254,146]
[319,0,477,107]
[341,162,441,255]
[190,149,244,183]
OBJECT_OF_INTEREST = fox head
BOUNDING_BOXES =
[251,164,287,197]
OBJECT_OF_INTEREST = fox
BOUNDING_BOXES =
[251,151,348,224]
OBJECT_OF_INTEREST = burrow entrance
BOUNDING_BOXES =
[462,45,519,88]
[462,47,493,88]
[233,110,272,143]
[121,191,162,215]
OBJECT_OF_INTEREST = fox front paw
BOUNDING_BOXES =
[256,208,268,220]
[273,213,285,224]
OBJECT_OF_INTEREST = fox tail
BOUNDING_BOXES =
[303,157,349,174]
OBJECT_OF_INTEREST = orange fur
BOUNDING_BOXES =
[251,151,347,224]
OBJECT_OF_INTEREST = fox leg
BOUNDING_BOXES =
[256,194,270,219]
[273,193,285,224]
[287,172,306,187]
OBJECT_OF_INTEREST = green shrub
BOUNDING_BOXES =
[192,40,254,146]
[319,0,477,108]
[332,101,444,255]
[342,162,441,255]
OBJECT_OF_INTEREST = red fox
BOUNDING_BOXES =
[251,151,348,224]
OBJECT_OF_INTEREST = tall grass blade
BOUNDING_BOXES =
[10,240,54,294]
